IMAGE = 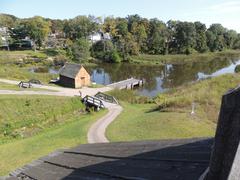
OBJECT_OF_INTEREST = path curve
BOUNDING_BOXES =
[87,104,122,143]
[0,78,122,144]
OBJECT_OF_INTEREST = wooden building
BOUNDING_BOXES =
[59,63,91,88]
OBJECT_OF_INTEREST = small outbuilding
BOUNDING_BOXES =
[59,63,91,88]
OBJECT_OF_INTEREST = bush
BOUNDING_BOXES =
[110,50,121,63]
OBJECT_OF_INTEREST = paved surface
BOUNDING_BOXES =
[0,78,119,143]
[0,78,112,97]
[6,138,213,180]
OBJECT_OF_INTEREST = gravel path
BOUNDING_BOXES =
[0,78,121,143]
[87,104,122,143]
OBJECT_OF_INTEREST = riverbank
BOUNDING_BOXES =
[131,50,240,65]
[106,73,240,142]
[0,94,107,175]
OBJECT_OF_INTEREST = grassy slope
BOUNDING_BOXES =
[0,50,57,83]
[131,50,240,65]
[0,95,85,142]
[0,95,107,175]
[0,110,105,175]
[107,73,240,142]
[107,102,215,142]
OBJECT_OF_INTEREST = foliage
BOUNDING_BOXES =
[0,14,18,27]
[2,13,240,61]
[71,38,90,62]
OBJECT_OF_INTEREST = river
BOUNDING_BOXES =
[86,58,240,97]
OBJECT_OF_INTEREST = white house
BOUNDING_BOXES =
[88,31,111,43]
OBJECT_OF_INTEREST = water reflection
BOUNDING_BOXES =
[86,58,240,97]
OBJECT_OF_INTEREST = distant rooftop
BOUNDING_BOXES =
[59,63,83,79]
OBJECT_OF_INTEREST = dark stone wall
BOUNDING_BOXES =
[59,75,75,88]
[205,87,240,180]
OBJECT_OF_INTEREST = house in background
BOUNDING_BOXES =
[88,30,111,43]
[59,63,91,88]
[0,27,10,49]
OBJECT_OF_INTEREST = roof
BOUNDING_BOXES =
[59,63,84,79]
[7,138,213,180]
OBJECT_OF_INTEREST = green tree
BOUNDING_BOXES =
[71,38,90,62]
[148,19,169,54]
[224,30,238,49]
[0,14,17,28]
[194,21,208,53]
[233,34,240,49]
[63,16,99,40]
[103,16,117,37]
[175,22,196,54]
[22,16,50,49]
[206,24,226,51]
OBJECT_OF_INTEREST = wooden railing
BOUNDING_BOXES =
[82,95,105,108]
[94,92,118,104]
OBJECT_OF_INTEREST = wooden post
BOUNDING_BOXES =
[205,87,240,180]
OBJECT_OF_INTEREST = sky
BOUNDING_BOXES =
[1,0,240,32]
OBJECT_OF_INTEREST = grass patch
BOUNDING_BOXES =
[0,109,106,175]
[155,73,240,123]
[0,95,85,142]
[107,89,153,104]
[131,50,240,65]
[107,73,240,142]
[0,94,107,175]
[106,102,215,142]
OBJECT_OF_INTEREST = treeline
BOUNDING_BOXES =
[1,13,240,62]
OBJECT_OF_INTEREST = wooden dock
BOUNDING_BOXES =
[107,78,144,90]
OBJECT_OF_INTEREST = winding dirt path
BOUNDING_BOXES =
[0,78,122,143]
[87,104,122,143]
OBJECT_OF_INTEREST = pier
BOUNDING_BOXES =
[107,78,144,90]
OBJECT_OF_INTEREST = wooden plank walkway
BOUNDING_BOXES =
[107,78,143,90]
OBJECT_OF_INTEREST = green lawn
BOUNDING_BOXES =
[0,110,105,176]
[0,95,85,142]
[0,94,107,175]
[107,73,240,142]
[131,50,240,65]
[106,102,215,142]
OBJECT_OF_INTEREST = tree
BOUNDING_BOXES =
[63,15,99,40]
[116,18,128,37]
[233,34,240,49]
[224,30,238,49]
[21,16,50,49]
[194,21,208,53]
[103,16,117,37]
[175,22,196,54]
[206,24,226,51]
[50,19,64,34]
[148,19,169,54]
[0,14,17,28]
[71,38,90,62]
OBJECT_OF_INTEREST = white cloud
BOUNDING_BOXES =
[207,1,240,13]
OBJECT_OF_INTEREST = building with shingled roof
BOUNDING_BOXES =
[59,63,91,88]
